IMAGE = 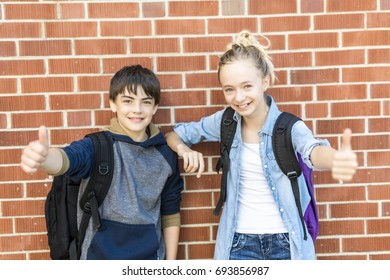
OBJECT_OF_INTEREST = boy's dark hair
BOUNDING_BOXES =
[109,65,161,105]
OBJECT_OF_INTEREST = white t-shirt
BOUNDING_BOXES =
[236,142,288,234]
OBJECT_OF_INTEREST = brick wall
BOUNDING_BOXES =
[0,0,389,260]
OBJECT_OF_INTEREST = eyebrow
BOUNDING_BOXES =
[120,95,153,101]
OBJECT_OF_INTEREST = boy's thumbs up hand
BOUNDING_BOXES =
[21,126,49,173]
[331,128,358,182]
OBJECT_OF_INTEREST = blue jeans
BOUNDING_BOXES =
[229,233,291,260]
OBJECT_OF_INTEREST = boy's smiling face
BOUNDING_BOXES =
[109,86,158,142]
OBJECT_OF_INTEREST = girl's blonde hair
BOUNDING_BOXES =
[218,31,276,85]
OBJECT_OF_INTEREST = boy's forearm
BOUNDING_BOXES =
[40,147,64,175]
[163,226,180,260]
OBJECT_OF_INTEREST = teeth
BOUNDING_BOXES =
[238,103,249,108]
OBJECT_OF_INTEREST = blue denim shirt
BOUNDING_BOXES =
[174,95,330,260]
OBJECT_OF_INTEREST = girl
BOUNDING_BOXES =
[165,31,357,260]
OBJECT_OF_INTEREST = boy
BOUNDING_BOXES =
[21,65,183,260]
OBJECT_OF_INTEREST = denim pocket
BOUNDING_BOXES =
[230,233,247,253]
[87,219,159,260]
[276,233,290,251]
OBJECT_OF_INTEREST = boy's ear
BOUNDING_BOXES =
[109,99,117,113]
[152,104,159,115]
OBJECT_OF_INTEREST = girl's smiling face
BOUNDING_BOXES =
[219,59,270,120]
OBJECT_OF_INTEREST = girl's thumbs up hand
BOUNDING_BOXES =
[331,128,358,182]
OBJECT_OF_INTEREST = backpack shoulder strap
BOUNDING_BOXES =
[70,131,114,259]
[272,112,308,240]
[214,107,237,216]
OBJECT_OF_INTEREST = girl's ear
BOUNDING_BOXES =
[263,75,271,91]
[109,99,117,113]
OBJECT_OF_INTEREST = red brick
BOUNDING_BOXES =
[0,78,17,93]
[102,57,152,74]
[12,112,63,128]
[186,72,219,88]
[367,12,390,28]
[100,21,151,36]
[185,174,220,191]
[262,16,310,32]
[314,238,340,253]
[153,108,171,124]
[59,3,85,19]
[131,38,180,53]
[21,77,73,93]
[88,2,139,18]
[0,114,6,128]
[320,220,365,236]
[0,60,44,76]
[315,14,364,29]
[2,200,45,216]
[0,41,16,56]
[315,50,365,66]
[51,128,98,146]
[188,243,215,259]
[368,48,390,64]
[327,0,376,12]
[0,95,45,111]
[95,110,115,126]
[156,19,205,35]
[249,0,296,14]
[77,75,111,92]
[343,236,390,252]
[0,254,26,260]
[301,0,324,13]
[272,52,312,68]
[221,0,245,15]
[20,40,72,56]
[75,39,126,55]
[26,182,51,198]
[29,252,50,260]
[317,84,367,100]
[367,219,390,234]
[0,22,40,38]
[316,119,365,134]
[343,67,390,82]
[49,58,100,74]
[367,151,390,166]
[179,226,210,242]
[371,84,390,98]
[269,86,313,102]
[5,3,56,19]
[183,36,231,53]
[0,218,13,234]
[181,192,213,208]
[306,103,329,119]
[289,33,339,49]
[317,186,366,202]
[67,111,92,127]
[142,2,166,18]
[0,183,23,199]
[157,56,206,72]
[45,22,97,38]
[160,91,207,107]
[15,217,46,233]
[174,107,222,123]
[169,1,218,16]
[157,74,183,90]
[50,94,101,110]
[208,18,257,34]
[0,234,48,252]
[331,203,378,218]
[343,30,390,47]
[291,69,339,84]
[382,0,390,9]
[333,99,380,118]
[368,184,390,200]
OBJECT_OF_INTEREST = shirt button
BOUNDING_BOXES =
[264,165,267,168]
[261,142,264,145]
[292,231,295,235]
[280,208,284,212]
[271,187,275,191]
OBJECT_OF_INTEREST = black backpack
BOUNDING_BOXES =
[44,131,114,259]
[214,107,319,241]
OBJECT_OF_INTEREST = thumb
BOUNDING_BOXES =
[340,128,352,152]
[38,125,49,148]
